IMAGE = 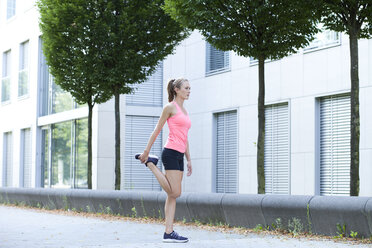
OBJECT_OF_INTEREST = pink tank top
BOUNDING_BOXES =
[164,101,192,153]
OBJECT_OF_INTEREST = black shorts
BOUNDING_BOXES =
[161,148,185,171]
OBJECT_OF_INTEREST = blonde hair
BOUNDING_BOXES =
[167,78,188,102]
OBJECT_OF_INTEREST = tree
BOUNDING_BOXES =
[164,0,321,193]
[321,0,372,196]
[38,0,114,189]
[38,0,188,190]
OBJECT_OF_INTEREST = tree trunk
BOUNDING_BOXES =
[88,103,93,189]
[114,87,121,190]
[349,31,360,196]
[257,57,265,194]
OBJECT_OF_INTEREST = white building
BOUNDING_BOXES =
[1,0,371,196]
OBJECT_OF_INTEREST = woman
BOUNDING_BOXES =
[136,78,192,243]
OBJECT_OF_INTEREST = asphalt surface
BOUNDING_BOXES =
[0,205,370,248]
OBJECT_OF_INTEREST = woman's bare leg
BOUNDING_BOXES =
[146,162,183,233]
[164,170,183,234]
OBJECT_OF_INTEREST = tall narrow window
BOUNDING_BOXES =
[3,132,13,187]
[39,37,50,116]
[21,128,32,187]
[7,0,16,19]
[19,41,29,97]
[41,128,50,187]
[2,50,11,103]
[51,121,72,188]
[215,110,238,193]
[265,103,290,194]
[75,118,88,188]
[123,116,162,191]
[319,94,350,195]
[206,42,230,75]
[124,62,163,190]
[18,41,29,96]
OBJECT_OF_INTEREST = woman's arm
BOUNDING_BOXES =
[139,104,172,163]
[185,140,192,176]
[185,140,191,162]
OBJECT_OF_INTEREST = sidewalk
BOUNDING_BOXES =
[0,205,370,248]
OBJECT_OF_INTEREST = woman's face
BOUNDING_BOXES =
[176,81,191,100]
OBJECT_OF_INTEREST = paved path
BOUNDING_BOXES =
[0,205,370,248]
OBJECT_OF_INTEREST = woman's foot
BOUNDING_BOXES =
[134,153,159,166]
[163,231,189,243]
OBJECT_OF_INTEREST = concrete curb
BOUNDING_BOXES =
[187,193,225,224]
[0,188,371,238]
[309,196,371,237]
[365,198,372,235]
[221,194,266,228]
[262,195,313,231]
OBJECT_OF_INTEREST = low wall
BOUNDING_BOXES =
[1,188,372,238]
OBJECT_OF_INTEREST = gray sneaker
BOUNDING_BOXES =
[134,153,159,166]
[163,231,189,243]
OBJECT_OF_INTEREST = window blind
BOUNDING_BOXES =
[264,103,290,194]
[215,110,238,193]
[320,94,350,196]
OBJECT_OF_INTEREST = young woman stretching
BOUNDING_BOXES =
[136,78,192,243]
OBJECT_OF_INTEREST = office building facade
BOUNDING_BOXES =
[1,0,372,196]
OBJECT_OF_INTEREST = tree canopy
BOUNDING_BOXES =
[38,0,113,106]
[39,0,188,100]
[164,0,321,60]
[322,0,372,39]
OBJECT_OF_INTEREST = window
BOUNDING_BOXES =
[126,62,163,107]
[40,72,75,115]
[123,115,162,191]
[39,38,49,116]
[305,24,340,51]
[319,94,350,196]
[124,61,164,190]
[41,119,88,188]
[39,38,83,116]
[75,118,88,188]
[51,121,72,188]
[19,41,29,97]
[2,50,11,103]
[50,78,74,114]
[265,103,290,194]
[215,110,238,193]
[3,132,13,187]
[206,42,230,75]
[21,128,32,187]
[7,0,16,19]
[41,128,50,187]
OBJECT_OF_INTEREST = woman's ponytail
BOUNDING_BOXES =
[167,79,176,102]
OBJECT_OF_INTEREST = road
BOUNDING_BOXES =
[0,205,370,248]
